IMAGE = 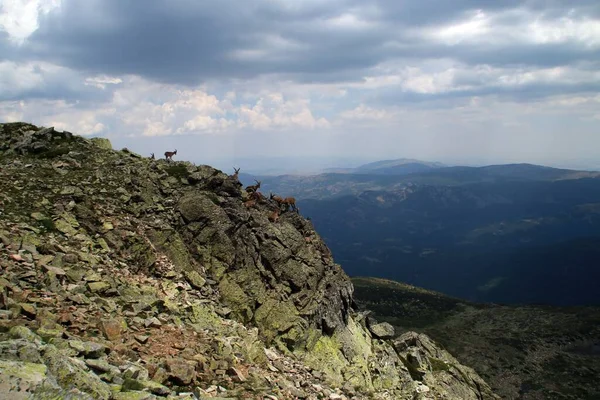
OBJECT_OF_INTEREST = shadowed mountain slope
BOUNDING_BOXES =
[352,277,600,400]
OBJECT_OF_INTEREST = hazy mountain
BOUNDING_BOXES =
[247,163,600,200]
[323,158,446,175]
[352,277,600,400]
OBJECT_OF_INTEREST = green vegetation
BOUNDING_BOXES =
[38,218,57,233]
[164,164,190,179]
[353,276,600,400]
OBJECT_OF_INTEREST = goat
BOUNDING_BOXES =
[269,192,284,206]
[249,191,265,202]
[232,167,240,181]
[281,196,298,212]
[150,153,155,160]
[268,208,280,223]
[164,149,177,161]
[243,199,257,209]
[245,180,261,193]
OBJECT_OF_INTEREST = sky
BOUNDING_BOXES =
[1,0,600,172]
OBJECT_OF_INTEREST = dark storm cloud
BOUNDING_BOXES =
[10,0,595,86]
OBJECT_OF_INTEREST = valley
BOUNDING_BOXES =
[352,277,600,400]
[251,162,600,306]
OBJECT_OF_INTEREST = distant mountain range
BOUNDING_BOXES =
[241,162,600,200]
[240,161,600,306]
[323,158,447,175]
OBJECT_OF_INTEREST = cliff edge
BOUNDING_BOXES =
[0,122,498,399]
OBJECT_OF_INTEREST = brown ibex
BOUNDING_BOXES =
[282,196,298,212]
[232,167,240,181]
[245,180,261,193]
[269,192,284,205]
[249,190,265,202]
[164,149,177,161]
[243,199,258,209]
[268,208,280,223]
[270,192,297,212]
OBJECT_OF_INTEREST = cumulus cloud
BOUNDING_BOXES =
[0,0,599,168]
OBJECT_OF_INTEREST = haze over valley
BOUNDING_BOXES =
[245,159,600,306]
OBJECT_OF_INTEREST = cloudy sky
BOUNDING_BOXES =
[1,0,600,171]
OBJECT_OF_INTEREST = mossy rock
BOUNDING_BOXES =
[218,277,253,323]
[0,360,55,399]
[43,345,112,399]
[253,298,301,346]
[147,230,191,272]
[188,303,222,332]
[91,137,112,150]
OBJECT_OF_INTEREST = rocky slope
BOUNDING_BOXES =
[353,277,600,400]
[0,122,497,399]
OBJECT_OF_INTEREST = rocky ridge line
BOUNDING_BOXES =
[0,122,498,399]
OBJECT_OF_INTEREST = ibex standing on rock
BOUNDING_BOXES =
[232,167,240,181]
[164,149,177,161]
[270,192,298,212]
[268,208,280,223]
[245,180,261,193]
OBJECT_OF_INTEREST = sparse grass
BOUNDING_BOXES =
[39,218,57,233]
[429,357,451,372]
[165,164,190,179]
[37,146,71,159]
[205,192,220,205]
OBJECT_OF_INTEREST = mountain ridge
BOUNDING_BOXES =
[0,122,498,399]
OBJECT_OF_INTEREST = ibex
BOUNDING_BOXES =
[268,208,280,223]
[282,196,298,212]
[245,180,261,193]
[150,153,155,160]
[270,192,297,212]
[164,149,177,161]
[269,192,284,205]
[232,167,240,181]
[249,191,265,202]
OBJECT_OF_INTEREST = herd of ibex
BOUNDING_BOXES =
[149,150,177,161]
[147,151,298,222]
[241,173,298,222]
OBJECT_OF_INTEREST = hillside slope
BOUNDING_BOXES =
[0,123,497,399]
[352,277,600,400]
[299,179,600,306]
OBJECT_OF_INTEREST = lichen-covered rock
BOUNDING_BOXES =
[43,345,113,400]
[68,340,108,359]
[90,137,112,150]
[393,332,500,400]
[369,322,396,339]
[0,360,54,399]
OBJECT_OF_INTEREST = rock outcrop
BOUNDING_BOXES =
[0,122,498,399]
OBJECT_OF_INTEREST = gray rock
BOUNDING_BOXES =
[68,340,108,359]
[369,322,395,340]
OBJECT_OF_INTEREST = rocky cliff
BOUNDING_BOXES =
[0,122,498,399]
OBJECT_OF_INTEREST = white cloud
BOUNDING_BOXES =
[339,104,392,120]
[84,75,123,89]
[0,0,61,43]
